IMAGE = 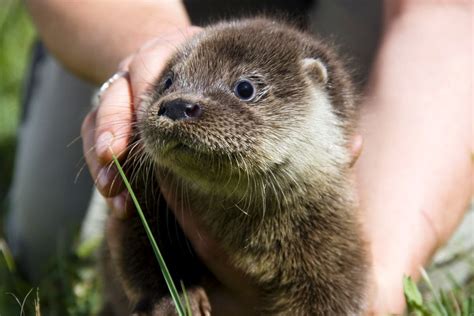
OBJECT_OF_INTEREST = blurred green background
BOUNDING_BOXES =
[0,0,37,314]
[0,0,34,212]
[0,1,100,315]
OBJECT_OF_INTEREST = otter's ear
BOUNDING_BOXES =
[302,58,328,85]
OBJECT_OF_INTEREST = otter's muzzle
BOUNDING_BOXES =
[158,99,202,121]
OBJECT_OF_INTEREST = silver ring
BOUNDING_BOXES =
[92,70,129,110]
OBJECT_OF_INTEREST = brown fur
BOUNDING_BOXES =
[102,18,369,315]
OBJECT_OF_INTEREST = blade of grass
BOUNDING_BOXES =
[180,280,192,316]
[420,268,449,316]
[403,275,431,316]
[439,290,456,316]
[34,288,41,316]
[0,239,16,272]
[462,296,473,316]
[112,154,185,316]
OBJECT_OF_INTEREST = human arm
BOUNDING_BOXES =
[356,0,473,313]
[25,0,191,83]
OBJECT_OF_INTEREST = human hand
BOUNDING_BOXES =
[81,27,201,217]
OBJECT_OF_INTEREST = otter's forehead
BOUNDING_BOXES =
[169,21,307,98]
[198,23,302,66]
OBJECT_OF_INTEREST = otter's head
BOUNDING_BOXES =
[138,19,357,195]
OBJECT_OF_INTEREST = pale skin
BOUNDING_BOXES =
[27,0,473,314]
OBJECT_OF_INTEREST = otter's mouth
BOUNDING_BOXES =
[151,136,214,170]
[150,134,234,171]
[159,139,184,156]
[140,116,250,181]
[156,137,200,157]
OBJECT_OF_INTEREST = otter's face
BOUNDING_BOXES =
[139,20,350,191]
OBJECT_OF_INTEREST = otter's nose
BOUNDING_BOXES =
[157,99,202,121]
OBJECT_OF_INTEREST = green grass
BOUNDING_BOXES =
[0,235,102,315]
[404,271,474,316]
[0,0,35,210]
[0,2,38,312]
[0,1,101,315]
[0,1,472,315]
[0,0,34,137]
[112,154,187,316]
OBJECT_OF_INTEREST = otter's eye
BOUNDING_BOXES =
[163,76,173,91]
[234,79,256,101]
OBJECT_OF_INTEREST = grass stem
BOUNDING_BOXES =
[112,154,185,316]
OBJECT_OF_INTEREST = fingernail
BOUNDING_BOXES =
[98,167,117,190]
[96,131,114,157]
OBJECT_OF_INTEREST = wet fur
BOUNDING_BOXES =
[102,18,368,315]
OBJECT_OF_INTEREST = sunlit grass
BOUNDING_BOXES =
[112,154,187,315]
[0,0,35,212]
[404,270,474,316]
[0,0,35,140]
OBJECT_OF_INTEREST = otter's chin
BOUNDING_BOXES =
[153,142,209,171]
[154,144,244,191]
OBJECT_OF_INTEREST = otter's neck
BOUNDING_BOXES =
[159,166,355,248]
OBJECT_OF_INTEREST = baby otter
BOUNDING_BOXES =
[102,18,369,315]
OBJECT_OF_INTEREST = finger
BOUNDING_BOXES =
[118,54,134,71]
[128,43,175,115]
[82,110,101,179]
[95,74,133,164]
[130,28,202,115]
[82,110,125,197]
[108,190,135,220]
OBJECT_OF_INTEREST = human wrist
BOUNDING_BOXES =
[367,205,440,314]
[91,10,193,83]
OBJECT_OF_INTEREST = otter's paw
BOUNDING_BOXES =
[132,287,211,316]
